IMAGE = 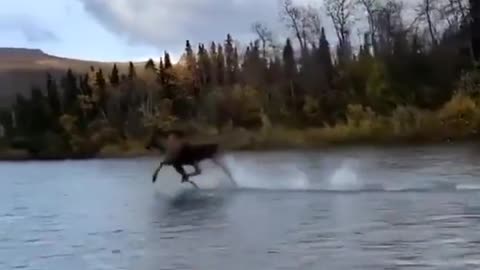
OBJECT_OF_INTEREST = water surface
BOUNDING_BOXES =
[1,143,480,269]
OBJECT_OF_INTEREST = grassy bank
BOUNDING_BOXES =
[213,93,480,150]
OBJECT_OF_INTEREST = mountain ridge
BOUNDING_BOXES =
[0,47,148,106]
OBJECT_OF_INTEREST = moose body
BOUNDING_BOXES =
[146,130,234,186]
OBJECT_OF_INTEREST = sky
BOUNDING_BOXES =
[0,0,419,62]
[0,0,291,62]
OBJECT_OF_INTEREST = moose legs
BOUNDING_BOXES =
[173,162,201,183]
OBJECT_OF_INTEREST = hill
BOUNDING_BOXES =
[0,47,146,106]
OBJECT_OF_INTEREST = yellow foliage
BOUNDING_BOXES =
[302,96,321,119]
[390,106,422,136]
[59,114,78,133]
[437,93,480,137]
[438,93,477,121]
[346,104,377,126]
[219,85,263,128]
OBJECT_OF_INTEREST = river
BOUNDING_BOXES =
[1,143,480,269]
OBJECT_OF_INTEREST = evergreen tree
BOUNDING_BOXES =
[14,93,30,133]
[185,40,194,58]
[282,38,298,110]
[198,43,211,85]
[225,34,236,84]
[164,52,173,69]
[158,57,165,86]
[128,62,136,80]
[110,64,120,86]
[232,46,239,84]
[283,38,296,79]
[46,73,61,116]
[145,58,156,71]
[95,68,108,114]
[217,45,225,85]
[210,42,218,85]
[318,28,334,84]
[80,73,93,96]
[95,69,106,90]
[29,86,51,135]
[61,69,79,113]
[184,40,198,90]
[79,73,94,117]
[242,40,266,88]
[163,51,177,96]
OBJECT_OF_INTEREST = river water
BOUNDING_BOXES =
[2,143,480,269]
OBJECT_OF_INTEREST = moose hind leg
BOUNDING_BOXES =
[173,164,189,183]
[187,163,202,178]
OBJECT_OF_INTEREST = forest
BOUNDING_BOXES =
[0,0,479,159]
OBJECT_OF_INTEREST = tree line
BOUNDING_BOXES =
[0,0,479,157]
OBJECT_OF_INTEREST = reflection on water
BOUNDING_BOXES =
[1,144,480,269]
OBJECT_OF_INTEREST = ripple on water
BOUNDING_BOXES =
[39,253,74,259]
[0,213,25,223]
[24,238,42,243]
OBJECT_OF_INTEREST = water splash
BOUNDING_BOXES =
[326,160,363,191]
[153,155,479,195]
[456,184,480,191]
[223,155,310,191]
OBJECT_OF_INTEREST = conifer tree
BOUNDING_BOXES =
[46,73,61,116]
[217,45,225,85]
[282,38,298,109]
[110,64,120,86]
[225,34,236,84]
[158,57,165,86]
[198,43,211,85]
[184,40,198,89]
[128,62,136,80]
[209,42,218,85]
[163,51,176,93]
[145,58,156,71]
[283,38,296,79]
[29,86,51,134]
[61,69,79,113]
[318,28,333,84]
[95,69,108,115]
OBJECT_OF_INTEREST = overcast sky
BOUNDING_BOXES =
[0,0,419,62]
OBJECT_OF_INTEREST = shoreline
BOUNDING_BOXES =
[0,137,474,162]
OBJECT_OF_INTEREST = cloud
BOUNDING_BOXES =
[78,0,284,50]
[0,16,59,42]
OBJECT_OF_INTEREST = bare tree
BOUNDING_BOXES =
[454,0,468,21]
[374,0,405,55]
[251,22,274,59]
[357,0,380,54]
[325,0,355,59]
[443,0,468,26]
[416,0,440,46]
[303,5,323,49]
[472,0,480,62]
[280,0,307,53]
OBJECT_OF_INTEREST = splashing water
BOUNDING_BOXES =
[153,153,480,196]
[154,156,366,196]
[326,160,363,191]
[222,155,310,191]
